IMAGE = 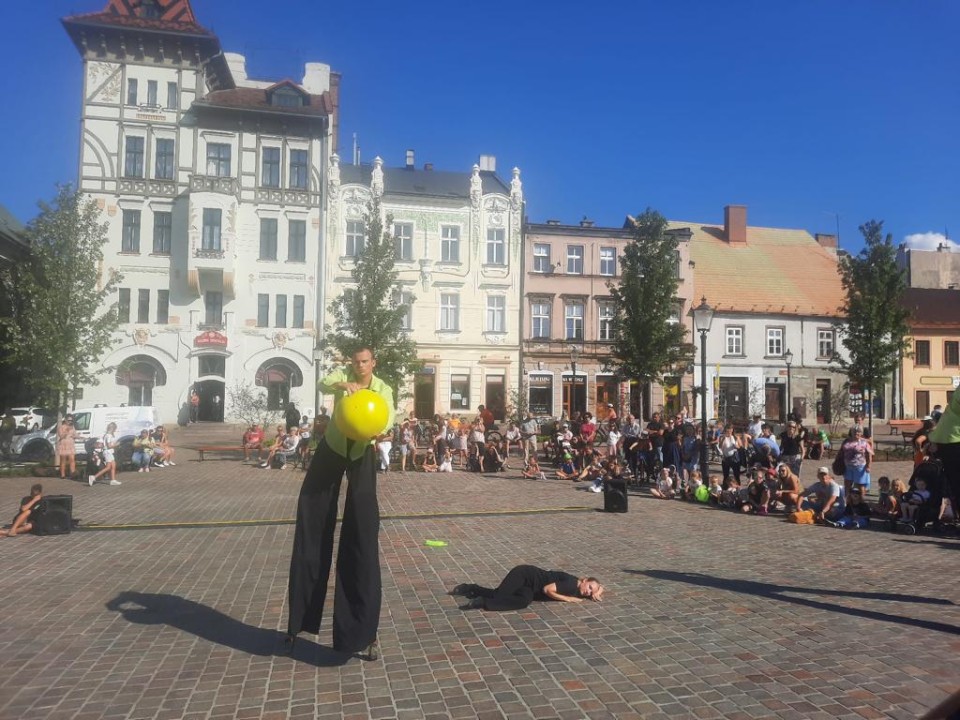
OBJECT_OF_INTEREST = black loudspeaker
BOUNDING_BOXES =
[603,480,628,513]
[32,495,73,535]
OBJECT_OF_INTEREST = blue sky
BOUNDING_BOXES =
[2,0,957,253]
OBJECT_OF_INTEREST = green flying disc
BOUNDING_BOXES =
[424,540,448,547]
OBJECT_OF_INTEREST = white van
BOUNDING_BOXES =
[70,406,161,455]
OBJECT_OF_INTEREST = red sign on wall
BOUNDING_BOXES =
[194,330,228,348]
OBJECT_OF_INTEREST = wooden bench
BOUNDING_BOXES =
[197,445,246,462]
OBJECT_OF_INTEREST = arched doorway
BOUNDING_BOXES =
[255,358,304,411]
[115,355,167,406]
[195,354,227,422]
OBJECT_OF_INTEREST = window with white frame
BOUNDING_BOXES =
[394,222,413,261]
[261,147,280,188]
[288,219,306,262]
[206,143,231,177]
[486,296,506,332]
[392,289,413,330]
[440,294,460,331]
[567,245,584,274]
[441,225,460,262]
[766,327,784,357]
[725,326,743,356]
[531,300,551,339]
[124,136,144,178]
[817,328,835,359]
[147,80,158,106]
[565,301,584,340]
[598,303,615,341]
[154,138,174,180]
[533,243,551,273]
[668,302,682,324]
[599,247,616,276]
[289,149,308,189]
[345,220,364,256]
[486,228,505,265]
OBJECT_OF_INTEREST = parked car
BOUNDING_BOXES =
[10,407,55,435]
[10,424,56,461]
[70,405,160,457]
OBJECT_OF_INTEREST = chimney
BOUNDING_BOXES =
[724,205,747,245]
[405,149,415,169]
[478,154,496,172]
[815,233,838,251]
[580,217,595,228]
[423,162,434,171]
[301,62,330,93]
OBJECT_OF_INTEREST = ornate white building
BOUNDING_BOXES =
[325,153,523,420]
[63,0,338,422]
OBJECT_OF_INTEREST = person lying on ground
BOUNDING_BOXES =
[451,564,604,611]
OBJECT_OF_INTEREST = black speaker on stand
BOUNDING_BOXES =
[32,495,73,535]
[603,479,628,513]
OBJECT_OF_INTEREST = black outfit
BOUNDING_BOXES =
[469,565,581,611]
[646,421,664,448]
[286,438,380,654]
[13,496,33,525]
[779,434,802,457]
[285,406,301,432]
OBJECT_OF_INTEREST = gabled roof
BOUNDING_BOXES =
[901,288,960,329]
[63,0,215,37]
[194,87,332,118]
[340,164,509,199]
[671,220,846,318]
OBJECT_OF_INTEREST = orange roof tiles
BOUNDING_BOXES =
[669,220,846,318]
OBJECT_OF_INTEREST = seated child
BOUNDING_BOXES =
[741,469,768,515]
[521,455,546,481]
[874,476,903,529]
[683,470,704,502]
[555,446,577,480]
[721,477,742,508]
[832,487,872,528]
[1,484,43,537]
[438,449,453,473]
[707,475,723,505]
[650,467,676,499]
[900,477,930,525]
[421,450,439,472]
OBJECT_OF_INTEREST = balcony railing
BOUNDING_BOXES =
[194,247,225,260]
[189,174,237,196]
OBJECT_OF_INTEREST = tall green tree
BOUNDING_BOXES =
[834,219,911,430]
[0,186,121,415]
[609,209,690,411]
[323,196,420,404]
[0,185,120,416]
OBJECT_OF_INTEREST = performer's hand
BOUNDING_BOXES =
[341,382,362,395]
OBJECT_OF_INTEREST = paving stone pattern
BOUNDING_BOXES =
[0,427,956,719]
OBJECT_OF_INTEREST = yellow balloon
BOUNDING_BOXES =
[334,389,390,441]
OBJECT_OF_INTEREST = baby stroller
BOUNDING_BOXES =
[908,457,946,533]
[85,437,106,480]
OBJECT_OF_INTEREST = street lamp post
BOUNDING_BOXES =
[692,297,715,480]
[784,348,794,422]
[569,344,580,416]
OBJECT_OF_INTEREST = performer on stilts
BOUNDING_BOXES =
[451,565,604,611]
[286,345,394,659]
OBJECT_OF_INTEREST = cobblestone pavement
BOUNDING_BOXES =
[0,430,956,719]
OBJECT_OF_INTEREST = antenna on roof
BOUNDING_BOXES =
[352,132,360,165]
[823,211,841,250]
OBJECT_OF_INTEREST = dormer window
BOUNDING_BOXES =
[138,0,161,19]
[271,87,304,108]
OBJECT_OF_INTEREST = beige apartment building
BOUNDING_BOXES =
[522,220,695,421]
[899,288,960,418]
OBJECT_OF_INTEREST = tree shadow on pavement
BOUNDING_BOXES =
[625,570,960,636]
[106,591,350,667]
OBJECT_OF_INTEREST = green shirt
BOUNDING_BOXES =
[319,367,396,460]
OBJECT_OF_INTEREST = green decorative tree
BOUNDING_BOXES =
[323,196,420,405]
[834,219,911,431]
[608,209,691,417]
[0,186,121,426]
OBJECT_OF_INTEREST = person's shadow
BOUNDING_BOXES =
[106,591,350,667]
[626,569,960,636]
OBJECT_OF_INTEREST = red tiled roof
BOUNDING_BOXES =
[901,288,960,328]
[670,220,846,318]
[64,0,213,37]
[196,87,332,117]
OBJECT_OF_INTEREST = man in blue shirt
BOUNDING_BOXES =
[753,425,781,468]
[286,346,395,660]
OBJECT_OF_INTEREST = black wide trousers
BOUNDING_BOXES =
[474,565,540,612]
[286,438,380,654]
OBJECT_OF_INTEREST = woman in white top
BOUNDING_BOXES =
[719,425,742,486]
[90,422,121,486]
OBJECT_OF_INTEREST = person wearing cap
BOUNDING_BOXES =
[799,467,845,522]
[778,421,805,475]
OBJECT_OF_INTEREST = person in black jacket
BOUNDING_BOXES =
[451,565,604,611]
[284,402,300,432]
